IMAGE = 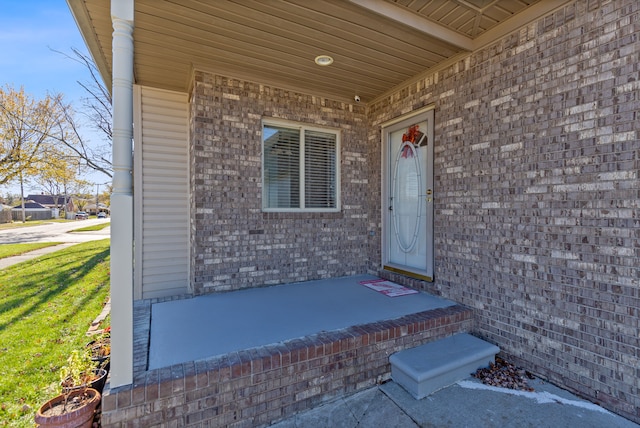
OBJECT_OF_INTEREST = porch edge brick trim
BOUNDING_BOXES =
[101,304,473,427]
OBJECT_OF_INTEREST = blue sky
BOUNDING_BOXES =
[0,1,89,101]
[0,0,108,196]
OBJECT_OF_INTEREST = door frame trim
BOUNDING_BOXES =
[380,105,435,128]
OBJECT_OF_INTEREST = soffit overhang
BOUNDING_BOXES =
[67,0,570,104]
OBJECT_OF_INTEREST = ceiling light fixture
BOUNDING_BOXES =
[314,55,334,66]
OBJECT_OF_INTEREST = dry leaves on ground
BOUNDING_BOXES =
[472,356,535,392]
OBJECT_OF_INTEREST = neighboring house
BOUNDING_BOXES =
[69,0,639,426]
[11,201,52,221]
[26,194,75,213]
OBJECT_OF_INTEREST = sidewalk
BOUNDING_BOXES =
[0,243,78,269]
[0,222,110,269]
[270,377,639,428]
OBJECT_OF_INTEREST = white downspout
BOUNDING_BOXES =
[110,0,134,388]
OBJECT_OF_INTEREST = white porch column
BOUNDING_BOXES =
[110,0,134,388]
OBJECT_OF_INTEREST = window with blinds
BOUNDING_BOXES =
[263,121,340,212]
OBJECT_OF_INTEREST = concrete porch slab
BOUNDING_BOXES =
[148,274,456,370]
[104,275,473,426]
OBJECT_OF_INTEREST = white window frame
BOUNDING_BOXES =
[262,119,341,212]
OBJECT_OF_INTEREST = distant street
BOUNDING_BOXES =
[0,219,110,244]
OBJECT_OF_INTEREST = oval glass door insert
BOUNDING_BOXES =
[392,141,422,253]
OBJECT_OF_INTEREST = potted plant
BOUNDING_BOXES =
[87,327,111,370]
[60,349,108,394]
[35,350,102,427]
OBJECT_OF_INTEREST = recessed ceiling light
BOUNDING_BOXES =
[314,55,334,66]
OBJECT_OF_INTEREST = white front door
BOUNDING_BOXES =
[382,108,434,281]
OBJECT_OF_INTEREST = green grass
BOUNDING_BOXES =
[0,243,62,260]
[0,239,110,427]
[68,222,111,233]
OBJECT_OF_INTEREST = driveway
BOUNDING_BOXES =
[0,219,110,244]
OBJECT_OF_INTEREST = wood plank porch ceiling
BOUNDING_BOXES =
[70,0,565,104]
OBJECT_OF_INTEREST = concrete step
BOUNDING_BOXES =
[390,333,499,399]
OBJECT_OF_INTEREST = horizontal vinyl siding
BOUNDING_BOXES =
[139,87,189,299]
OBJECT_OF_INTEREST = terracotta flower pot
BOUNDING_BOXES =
[34,388,100,428]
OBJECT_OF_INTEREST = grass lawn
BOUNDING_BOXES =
[68,222,111,233]
[0,243,62,260]
[0,239,110,427]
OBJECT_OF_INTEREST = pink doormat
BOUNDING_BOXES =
[359,279,419,297]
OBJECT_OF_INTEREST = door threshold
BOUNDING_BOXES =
[383,265,433,282]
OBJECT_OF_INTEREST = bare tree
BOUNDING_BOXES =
[49,96,112,178]
[69,47,112,143]
[51,47,113,178]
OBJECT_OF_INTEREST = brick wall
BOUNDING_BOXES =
[189,74,371,294]
[370,0,639,422]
